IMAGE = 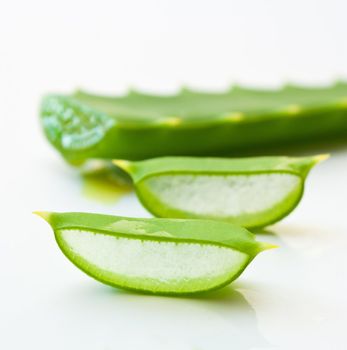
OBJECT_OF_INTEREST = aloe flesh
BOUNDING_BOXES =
[35,212,273,295]
[41,83,347,162]
[115,155,326,228]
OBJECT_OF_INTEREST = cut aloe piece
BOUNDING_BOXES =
[40,82,347,162]
[115,155,326,228]
[35,211,273,295]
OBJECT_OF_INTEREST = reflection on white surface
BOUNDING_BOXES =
[1,150,347,349]
[1,0,347,348]
[3,283,270,350]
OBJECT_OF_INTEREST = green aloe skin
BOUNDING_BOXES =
[35,211,274,295]
[115,155,327,228]
[40,82,347,162]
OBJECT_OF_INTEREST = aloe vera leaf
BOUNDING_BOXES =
[40,82,347,161]
[35,211,273,295]
[114,155,327,228]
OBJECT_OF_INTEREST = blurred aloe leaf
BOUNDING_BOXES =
[41,82,347,161]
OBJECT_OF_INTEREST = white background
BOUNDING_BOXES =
[1,1,347,349]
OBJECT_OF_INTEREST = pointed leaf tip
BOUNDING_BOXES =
[113,159,132,173]
[259,242,279,252]
[313,154,330,164]
[33,211,51,223]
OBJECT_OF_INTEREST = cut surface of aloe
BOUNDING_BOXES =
[36,212,272,295]
[115,155,326,228]
[40,83,347,161]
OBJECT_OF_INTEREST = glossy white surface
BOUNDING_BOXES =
[1,1,347,349]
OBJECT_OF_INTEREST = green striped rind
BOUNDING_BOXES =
[40,82,347,161]
[115,155,326,228]
[35,211,274,295]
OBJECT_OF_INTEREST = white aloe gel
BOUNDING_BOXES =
[60,229,248,293]
[114,155,325,228]
[36,211,273,294]
[144,173,301,216]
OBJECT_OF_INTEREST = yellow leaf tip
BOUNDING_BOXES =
[33,211,51,223]
[113,159,132,172]
[259,242,279,252]
[284,104,302,115]
[162,117,182,126]
[313,154,330,164]
[224,112,244,122]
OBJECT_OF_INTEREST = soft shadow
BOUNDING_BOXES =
[79,160,132,204]
[267,223,334,240]
[258,222,339,254]
[269,223,329,237]
[95,279,254,304]
[251,228,277,236]
[87,283,271,349]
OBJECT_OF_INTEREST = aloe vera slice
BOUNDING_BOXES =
[35,211,273,295]
[115,155,326,228]
[40,83,347,162]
